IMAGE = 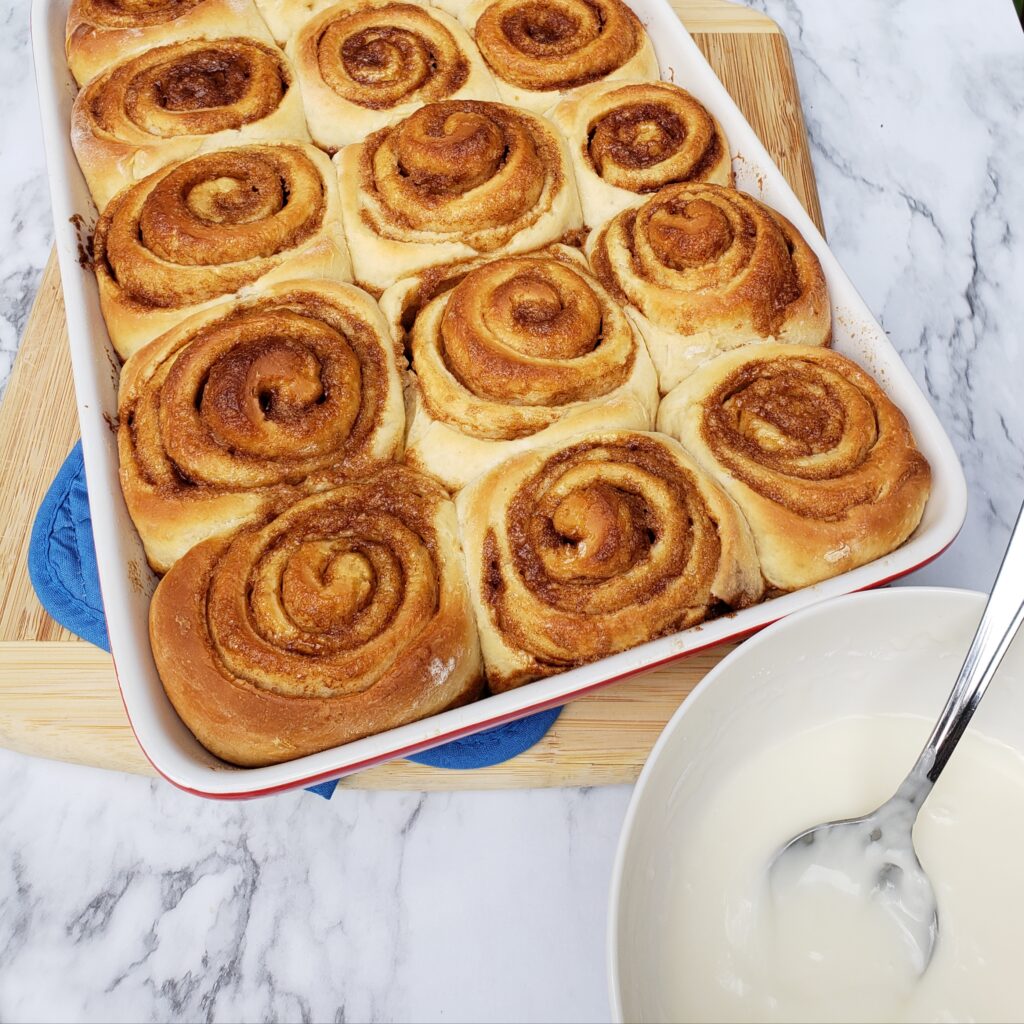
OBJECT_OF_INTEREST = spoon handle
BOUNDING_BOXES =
[909,499,1024,795]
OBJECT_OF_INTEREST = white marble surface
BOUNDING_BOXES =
[1,0,1023,1020]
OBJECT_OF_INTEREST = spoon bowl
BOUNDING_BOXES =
[768,500,1024,977]
[770,781,939,973]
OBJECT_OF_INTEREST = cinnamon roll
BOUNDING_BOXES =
[149,466,484,766]
[587,182,831,392]
[93,142,351,358]
[65,0,273,86]
[456,430,763,691]
[657,344,932,591]
[381,246,658,489]
[288,0,499,152]
[336,99,582,292]
[71,37,308,210]
[118,280,405,573]
[550,80,732,228]
[444,0,659,113]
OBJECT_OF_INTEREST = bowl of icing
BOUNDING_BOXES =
[609,587,1024,1023]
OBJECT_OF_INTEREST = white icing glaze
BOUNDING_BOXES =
[660,715,1024,1021]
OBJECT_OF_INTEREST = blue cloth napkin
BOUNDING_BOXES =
[28,444,561,798]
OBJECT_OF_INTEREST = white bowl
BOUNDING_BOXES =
[608,587,1024,1022]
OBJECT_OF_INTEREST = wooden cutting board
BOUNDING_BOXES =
[0,0,823,790]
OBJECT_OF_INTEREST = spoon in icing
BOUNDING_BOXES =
[769,499,1024,973]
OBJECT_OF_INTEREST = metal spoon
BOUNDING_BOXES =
[770,499,1024,973]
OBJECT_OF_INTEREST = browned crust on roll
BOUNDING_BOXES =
[118,280,405,573]
[96,145,324,308]
[586,99,724,187]
[337,99,583,292]
[84,37,290,135]
[149,465,484,766]
[71,36,306,209]
[314,3,469,111]
[288,0,500,151]
[456,429,763,691]
[92,141,351,358]
[393,245,659,489]
[358,99,561,244]
[657,344,932,590]
[589,183,828,338]
[65,0,274,86]
[586,182,831,391]
[550,79,733,228]
[473,0,646,92]
[417,250,636,428]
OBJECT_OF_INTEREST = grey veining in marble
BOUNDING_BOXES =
[0,751,624,1022]
[1,0,1023,1021]
[750,0,1024,591]
[0,2,53,397]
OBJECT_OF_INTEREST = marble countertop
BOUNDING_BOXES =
[1,1,1023,1020]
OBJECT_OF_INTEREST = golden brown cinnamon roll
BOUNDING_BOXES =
[288,0,499,151]
[93,142,351,358]
[381,245,658,489]
[657,345,932,590]
[71,37,308,210]
[65,0,273,86]
[149,465,484,766]
[456,430,763,691]
[443,0,659,113]
[550,80,732,227]
[118,280,405,573]
[336,99,582,292]
[587,182,831,393]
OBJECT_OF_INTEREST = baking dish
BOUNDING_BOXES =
[30,0,968,798]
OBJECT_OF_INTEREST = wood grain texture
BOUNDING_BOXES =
[0,0,820,789]
[0,641,737,785]
[0,253,78,644]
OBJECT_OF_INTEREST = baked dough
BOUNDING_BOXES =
[382,245,658,489]
[288,0,499,151]
[587,182,831,392]
[550,79,732,228]
[150,465,484,765]
[336,99,582,292]
[66,0,273,86]
[456,429,763,691]
[93,141,351,358]
[657,344,932,590]
[71,36,308,210]
[439,0,659,114]
[118,279,405,572]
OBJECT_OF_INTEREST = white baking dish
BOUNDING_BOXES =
[30,0,968,799]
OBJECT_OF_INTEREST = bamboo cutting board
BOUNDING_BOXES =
[0,0,823,790]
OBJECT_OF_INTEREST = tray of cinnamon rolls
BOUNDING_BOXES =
[31,0,967,795]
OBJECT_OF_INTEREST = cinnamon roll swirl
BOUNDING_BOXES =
[456,430,763,691]
[71,37,308,210]
[118,280,405,573]
[550,80,732,227]
[657,345,932,591]
[445,0,659,113]
[65,0,273,86]
[336,99,582,292]
[288,0,499,152]
[149,466,484,765]
[382,246,658,489]
[93,142,351,358]
[587,182,831,392]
